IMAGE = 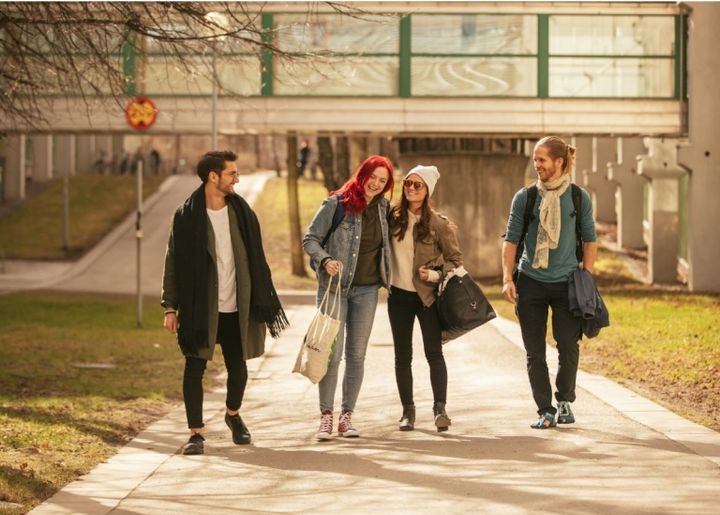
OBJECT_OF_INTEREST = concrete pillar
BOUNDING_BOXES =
[677,2,720,293]
[398,153,528,278]
[75,135,96,174]
[349,136,369,171]
[637,138,686,284]
[31,135,54,182]
[54,134,76,177]
[3,134,27,202]
[572,136,592,186]
[582,137,617,223]
[112,135,124,174]
[95,135,113,175]
[607,138,647,249]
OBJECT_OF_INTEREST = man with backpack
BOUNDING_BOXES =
[501,136,598,429]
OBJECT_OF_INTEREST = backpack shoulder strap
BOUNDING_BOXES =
[514,185,538,264]
[321,195,345,248]
[571,183,584,263]
[523,186,538,236]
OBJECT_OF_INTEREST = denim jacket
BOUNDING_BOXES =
[303,194,392,293]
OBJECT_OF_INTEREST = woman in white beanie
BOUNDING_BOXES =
[388,165,462,432]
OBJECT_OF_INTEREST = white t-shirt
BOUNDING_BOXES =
[390,211,419,291]
[207,206,237,313]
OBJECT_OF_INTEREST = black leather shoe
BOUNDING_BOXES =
[225,413,252,445]
[182,433,205,455]
[399,406,415,431]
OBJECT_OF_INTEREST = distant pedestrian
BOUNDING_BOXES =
[388,165,462,432]
[150,148,161,175]
[501,136,597,429]
[302,155,394,441]
[119,153,130,175]
[298,139,311,177]
[161,150,288,454]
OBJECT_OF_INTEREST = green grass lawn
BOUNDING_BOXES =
[2,175,718,512]
[0,291,221,513]
[483,248,720,431]
[0,175,165,260]
[254,176,330,290]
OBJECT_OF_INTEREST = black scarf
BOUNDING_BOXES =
[173,185,288,354]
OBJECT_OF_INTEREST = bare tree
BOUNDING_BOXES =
[317,135,337,192]
[0,2,378,127]
[285,132,306,277]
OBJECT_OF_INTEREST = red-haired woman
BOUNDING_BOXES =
[303,155,394,440]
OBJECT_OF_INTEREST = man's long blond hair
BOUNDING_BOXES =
[536,136,576,175]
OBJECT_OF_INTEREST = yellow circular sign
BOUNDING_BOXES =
[125,97,158,130]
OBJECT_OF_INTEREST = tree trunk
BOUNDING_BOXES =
[317,135,336,192]
[271,136,282,177]
[336,135,351,186]
[286,133,307,277]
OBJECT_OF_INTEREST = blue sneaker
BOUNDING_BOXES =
[530,412,556,429]
[557,401,575,424]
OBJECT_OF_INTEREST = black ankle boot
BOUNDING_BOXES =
[399,405,415,431]
[433,402,451,432]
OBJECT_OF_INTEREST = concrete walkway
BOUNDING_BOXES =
[30,304,720,514]
[0,172,273,295]
[5,172,719,513]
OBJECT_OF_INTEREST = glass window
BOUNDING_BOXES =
[144,56,260,96]
[412,57,536,96]
[274,14,398,54]
[550,16,675,56]
[549,57,674,97]
[412,15,537,55]
[274,56,397,96]
[144,21,261,55]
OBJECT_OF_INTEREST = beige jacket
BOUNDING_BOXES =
[407,210,463,307]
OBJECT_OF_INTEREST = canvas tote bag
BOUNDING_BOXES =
[292,264,343,383]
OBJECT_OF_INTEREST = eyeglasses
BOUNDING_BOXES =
[213,170,238,179]
[403,179,425,191]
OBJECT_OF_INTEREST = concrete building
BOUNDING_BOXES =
[1,2,718,290]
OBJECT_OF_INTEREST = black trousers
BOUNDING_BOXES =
[516,273,582,416]
[183,312,248,429]
[387,286,447,408]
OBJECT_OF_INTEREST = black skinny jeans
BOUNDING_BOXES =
[387,286,447,408]
[183,312,248,429]
[516,273,582,416]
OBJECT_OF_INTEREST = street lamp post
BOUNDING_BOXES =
[211,48,218,149]
[204,11,229,150]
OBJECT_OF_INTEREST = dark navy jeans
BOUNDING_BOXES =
[516,273,582,416]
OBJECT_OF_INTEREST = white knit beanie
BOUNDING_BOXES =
[404,165,440,197]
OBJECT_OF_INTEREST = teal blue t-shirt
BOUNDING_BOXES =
[504,185,596,283]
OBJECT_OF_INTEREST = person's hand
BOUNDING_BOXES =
[164,312,178,334]
[324,259,341,277]
[448,221,458,233]
[502,280,516,304]
[418,265,431,281]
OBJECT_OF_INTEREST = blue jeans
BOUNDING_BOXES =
[317,284,379,413]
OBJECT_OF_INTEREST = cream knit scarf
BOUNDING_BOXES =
[532,173,571,269]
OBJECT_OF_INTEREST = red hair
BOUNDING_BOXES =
[332,155,394,214]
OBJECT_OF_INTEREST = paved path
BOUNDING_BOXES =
[0,173,272,295]
[31,305,720,514]
[6,172,719,513]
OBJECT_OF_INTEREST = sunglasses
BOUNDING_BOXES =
[403,179,425,191]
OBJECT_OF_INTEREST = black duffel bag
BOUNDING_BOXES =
[437,266,496,344]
